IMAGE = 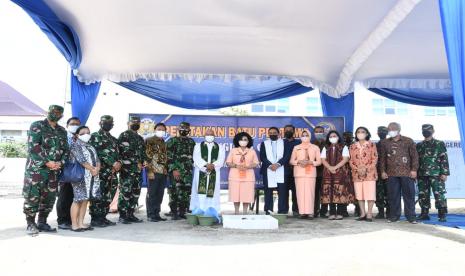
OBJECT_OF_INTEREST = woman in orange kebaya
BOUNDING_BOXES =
[226,132,259,215]
[290,130,322,219]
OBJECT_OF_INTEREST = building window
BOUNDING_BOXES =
[372,99,409,115]
[251,104,264,112]
[306,97,321,115]
[251,98,290,113]
[424,107,455,117]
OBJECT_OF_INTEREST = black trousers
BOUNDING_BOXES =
[387,176,416,220]
[329,203,344,216]
[285,175,299,213]
[146,173,166,218]
[56,182,74,225]
[264,182,288,213]
[315,177,325,214]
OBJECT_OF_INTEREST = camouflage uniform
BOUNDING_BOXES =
[117,116,147,220]
[89,115,120,225]
[166,122,195,218]
[23,105,68,233]
[417,124,449,220]
[375,126,389,218]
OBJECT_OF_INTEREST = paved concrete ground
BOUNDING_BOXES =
[2,190,465,276]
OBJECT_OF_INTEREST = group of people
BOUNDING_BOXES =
[22,104,450,235]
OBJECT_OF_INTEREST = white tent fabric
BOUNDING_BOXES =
[45,0,448,97]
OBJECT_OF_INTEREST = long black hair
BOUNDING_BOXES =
[233,132,254,148]
[354,126,371,141]
[325,130,342,146]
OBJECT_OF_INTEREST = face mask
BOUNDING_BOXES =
[388,131,399,137]
[269,134,279,141]
[67,125,79,134]
[356,133,367,140]
[179,130,189,136]
[315,133,325,141]
[422,130,433,138]
[102,122,113,132]
[329,137,339,144]
[48,113,62,123]
[155,130,165,138]
[239,140,249,147]
[301,136,310,143]
[130,124,140,131]
[205,135,215,143]
[378,132,387,140]
[284,131,294,139]
[79,134,91,143]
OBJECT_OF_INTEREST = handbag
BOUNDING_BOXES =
[59,160,85,183]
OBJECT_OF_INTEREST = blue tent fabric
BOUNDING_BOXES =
[117,77,312,109]
[320,92,354,132]
[439,0,465,161]
[11,0,81,69]
[71,74,101,124]
[368,88,454,107]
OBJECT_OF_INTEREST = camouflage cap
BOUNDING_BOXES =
[377,126,388,132]
[100,115,114,122]
[48,105,64,113]
[179,122,190,129]
[129,116,141,123]
[422,124,434,131]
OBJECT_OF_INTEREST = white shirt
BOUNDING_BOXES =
[320,146,349,159]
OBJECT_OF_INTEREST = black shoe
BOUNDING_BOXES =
[307,216,314,220]
[179,213,187,219]
[375,208,385,219]
[103,218,117,226]
[153,215,167,222]
[438,209,447,222]
[82,226,94,231]
[164,211,173,217]
[37,223,57,232]
[366,218,373,222]
[299,215,308,219]
[293,211,300,217]
[91,218,107,228]
[356,216,367,221]
[71,228,85,232]
[438,216,447,222]
[148,217,161,222]
[118,216,132,224]
[408,219,418,224]
[417,208,430,220]
[319,213,328,218]
[342,211,350,218]
[171,212,180,220]
[387,217,399,223]
[58,223,71,230]
[26,223,39,236]
[128,214,143,223]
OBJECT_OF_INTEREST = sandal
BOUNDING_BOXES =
[71,228,84,232]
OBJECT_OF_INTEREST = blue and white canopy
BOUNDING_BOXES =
[10,0,465,159]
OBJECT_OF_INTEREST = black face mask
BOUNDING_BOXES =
[130,124,140,131]
[102,122,114,132]
[179,130,189,136]
[378,133,387,140]
[422,130,433,138]
[284,131,294,139]
[269,134,279,141]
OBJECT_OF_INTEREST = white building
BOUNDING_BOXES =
[78,81,459,142]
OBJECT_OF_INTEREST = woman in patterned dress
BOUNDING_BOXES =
[70,126,101,232]
[320,130,351,220]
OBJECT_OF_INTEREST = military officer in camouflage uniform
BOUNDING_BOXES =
[417,124,450,222]
[167,122,195,220]
[117,116,147,224]
[89,115,121,227]
[375,126,389,219]
[23,105,69,235]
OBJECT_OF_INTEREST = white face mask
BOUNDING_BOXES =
[239,140,249,147]
[329,137,339,144]
[205,135,215,143]
[155,130,165,138]
[388,131,399,137]
[67,125,79,134]
[356,133,367,140]
[79,134,91,143]
[300,136,310,143]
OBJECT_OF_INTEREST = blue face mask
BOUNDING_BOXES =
[315,133,325,140]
